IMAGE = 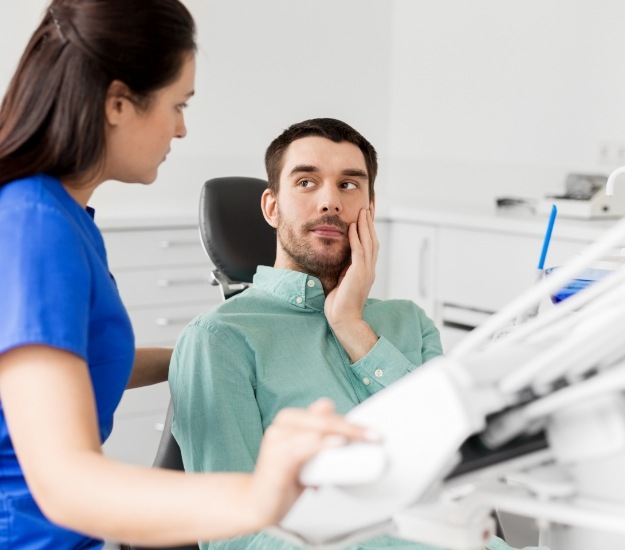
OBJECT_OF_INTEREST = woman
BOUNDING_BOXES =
[0,1,369,548]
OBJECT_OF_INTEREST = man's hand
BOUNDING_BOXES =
[324,209,379,362]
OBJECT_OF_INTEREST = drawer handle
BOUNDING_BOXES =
[155,317,188,327]
[156,277,209,287]
[419,239,429,299]
[158,239,198,249]
[154,422,165,432]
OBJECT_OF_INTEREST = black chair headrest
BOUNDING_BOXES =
[199,177,276,284]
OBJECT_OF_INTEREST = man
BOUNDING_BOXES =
[169,118,444,549]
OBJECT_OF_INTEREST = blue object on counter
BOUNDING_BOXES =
[545,267,612,303]
[538,205,557,270]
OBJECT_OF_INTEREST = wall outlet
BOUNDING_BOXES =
[597,142,625,166]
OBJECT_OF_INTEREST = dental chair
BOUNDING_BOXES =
[119,176,275,550]
[199,176,275,299]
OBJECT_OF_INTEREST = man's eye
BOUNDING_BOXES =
[298,179,316,188]
[340,181,358,190]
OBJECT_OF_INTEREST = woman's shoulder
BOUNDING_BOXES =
[1,174,61,213]
[1,174,79,225]
[0,175,88,256]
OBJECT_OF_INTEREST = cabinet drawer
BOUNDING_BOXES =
[438,228,588,312]
[115,265,216,308]
[104,227,206,269]
[103,410,168,466]
[116,381,170,418]
[129,303,215,346]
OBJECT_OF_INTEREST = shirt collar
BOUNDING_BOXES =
[253,266,326,311]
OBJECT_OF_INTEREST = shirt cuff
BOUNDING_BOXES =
[349,336,416,395]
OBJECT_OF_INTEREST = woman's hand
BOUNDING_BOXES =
[245,398,375,529]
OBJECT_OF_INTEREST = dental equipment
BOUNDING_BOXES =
[538,205,557,272]
[515,204,557,324]
[539,172,624,219]
[605,165,625,196]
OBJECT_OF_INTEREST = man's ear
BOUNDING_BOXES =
[369,196,376,220]
[104,80,134,126]
[261,188,279,229]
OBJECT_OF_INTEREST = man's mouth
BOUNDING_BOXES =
[311,225,345,238]
[304,215,349,239]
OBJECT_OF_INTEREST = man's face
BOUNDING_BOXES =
[262,136,374,279]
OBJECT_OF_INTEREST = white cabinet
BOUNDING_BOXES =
[437,227,589,313]
[386,221,437,318]
[101,223,221,466]
[436,226,593,351]
[386,208,622,353]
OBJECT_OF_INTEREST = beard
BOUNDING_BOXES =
[277,213,351,281]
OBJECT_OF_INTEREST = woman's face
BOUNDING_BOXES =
[103,53,196,185]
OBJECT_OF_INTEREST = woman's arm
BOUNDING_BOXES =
[126,347,173,389]
[0,345,367,546]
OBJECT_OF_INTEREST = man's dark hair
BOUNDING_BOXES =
[264,118,378,199]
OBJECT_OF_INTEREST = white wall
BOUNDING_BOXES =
[0,1,393,219]
[3,2,625,217]
[387,0,625,206]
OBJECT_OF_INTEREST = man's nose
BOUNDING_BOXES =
[318,187,342,214]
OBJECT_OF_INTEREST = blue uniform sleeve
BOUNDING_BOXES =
[0,201,91,358]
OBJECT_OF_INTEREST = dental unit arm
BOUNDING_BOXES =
[269,171,625,550]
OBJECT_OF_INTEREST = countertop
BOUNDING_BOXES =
[96,214,198,231]
[388,197,621,242]
[94,198,625,244]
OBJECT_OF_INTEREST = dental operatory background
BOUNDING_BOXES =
[5,3,625,548]
[3,1,625,219]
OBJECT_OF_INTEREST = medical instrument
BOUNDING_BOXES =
[537,205,557,272]
[515,204,557,324]
[270,165,625,550]
[538,172,625,219]
[495,197,536,214]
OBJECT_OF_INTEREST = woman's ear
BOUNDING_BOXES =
[261,188,279,229]
[104,80,134,126]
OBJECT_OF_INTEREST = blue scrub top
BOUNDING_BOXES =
[0,175,134,548]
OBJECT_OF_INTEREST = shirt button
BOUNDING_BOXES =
[296,296,303,304]
[363,377,371,385]
[307,280,315,288]
[374,369,384,378]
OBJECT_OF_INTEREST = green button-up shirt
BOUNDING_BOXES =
[170,266,444,549]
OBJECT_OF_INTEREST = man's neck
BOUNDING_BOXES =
[317,275,339,296]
